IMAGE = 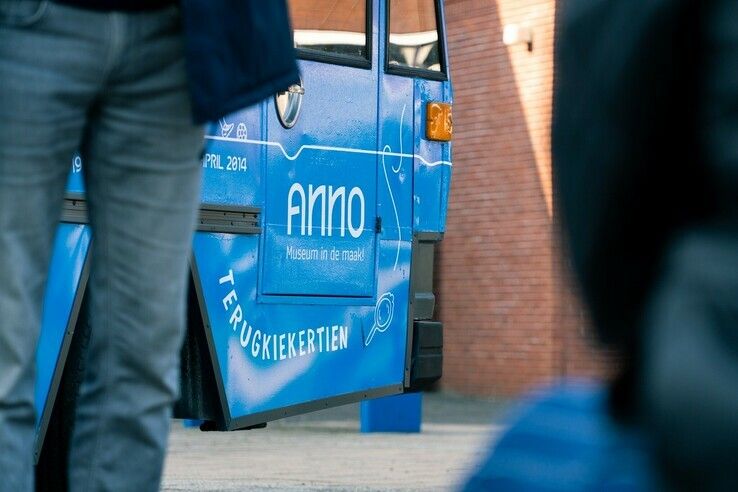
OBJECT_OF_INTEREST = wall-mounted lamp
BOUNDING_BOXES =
[503,24,533,52]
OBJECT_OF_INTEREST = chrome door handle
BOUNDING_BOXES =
[287,84,305,95]
[275,79,304,129]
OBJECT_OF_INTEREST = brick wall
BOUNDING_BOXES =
[438,0,614,396]
[289,0,365,32]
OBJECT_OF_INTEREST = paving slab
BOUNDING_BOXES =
[162,392,508,491]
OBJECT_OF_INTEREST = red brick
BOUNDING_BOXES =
[438,0,615,397]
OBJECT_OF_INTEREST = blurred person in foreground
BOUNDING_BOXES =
[464,0,738,490]
[0,1,298,490]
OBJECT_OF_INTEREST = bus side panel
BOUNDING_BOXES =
[192,231,409,427]
[261,59,379,299]
[68,155,85,193]
[379,75,415,263]
[200,106,263,207]
[413,78,452,233]
[35,224,91,438]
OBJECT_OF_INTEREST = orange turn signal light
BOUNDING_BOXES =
[426,102,453,142]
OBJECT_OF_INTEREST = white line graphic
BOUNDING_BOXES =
[382,104,406,271]
[204,136,453,168]
[207,114,450,273]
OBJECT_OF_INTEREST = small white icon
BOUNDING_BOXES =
[72,156,83,174]
[236,123,248,140]
[365,292,395,346]
[219,118,234,138]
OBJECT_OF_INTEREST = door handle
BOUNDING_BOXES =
[287,84,305,96]
[275,79,304,129]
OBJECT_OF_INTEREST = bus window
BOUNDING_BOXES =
[387,0,443,74]
[289,0,369,62]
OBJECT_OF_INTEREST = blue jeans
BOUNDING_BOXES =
[0,1,204,490]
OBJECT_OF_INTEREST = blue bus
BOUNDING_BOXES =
[35,0,452,468]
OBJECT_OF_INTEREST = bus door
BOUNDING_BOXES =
[380,0,451,235]
[262,0,379,299]
[379,0,451,387]
[186,1,409,430]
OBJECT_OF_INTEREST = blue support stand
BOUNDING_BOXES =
[360,392,422,433]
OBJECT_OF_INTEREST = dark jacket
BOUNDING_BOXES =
[181,0,300,123]
[554,0,738,488]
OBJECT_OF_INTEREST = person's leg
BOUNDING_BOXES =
[67,8,204,492]
[0,2,101,490]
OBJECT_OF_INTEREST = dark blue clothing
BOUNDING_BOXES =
[53,0,300,123]
[462,381,660,491]
[181,0,300,123]
[53,0,175,10]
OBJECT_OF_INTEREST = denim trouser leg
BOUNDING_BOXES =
[0,2,204,491]
[68,11,204,491]
[0,2,96,490]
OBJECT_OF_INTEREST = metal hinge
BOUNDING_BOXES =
[60,195,261,235]
[197,205,261,235]
[61,194,88,224]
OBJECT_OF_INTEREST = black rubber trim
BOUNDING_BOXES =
[386,65,448,82]
[189,256,232,427]
[415,231,443,242]
[173,275,224,423]
[408,320,443,391]
[404,232,443,387]
[296,49,372,70]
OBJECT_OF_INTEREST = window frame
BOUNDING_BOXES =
[293,0,373,70]
[384,0,448,81]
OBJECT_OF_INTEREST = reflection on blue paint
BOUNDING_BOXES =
[193,232,410,423]
[35,224,91,426]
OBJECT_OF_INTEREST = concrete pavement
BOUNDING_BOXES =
[162,392,509,491]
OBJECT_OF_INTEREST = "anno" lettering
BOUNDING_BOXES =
[287,183,365,238]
